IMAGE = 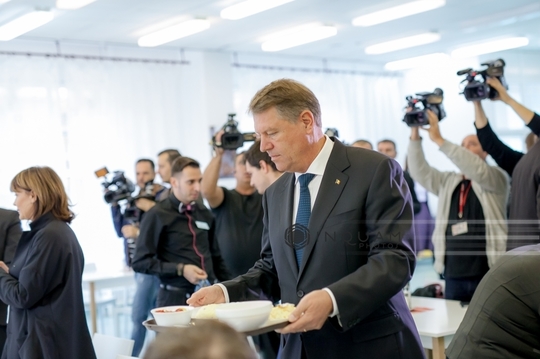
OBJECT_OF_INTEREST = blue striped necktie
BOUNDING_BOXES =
[295,173,315,267]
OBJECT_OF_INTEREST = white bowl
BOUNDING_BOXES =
[215,301,273,332]
[151,306,193,326]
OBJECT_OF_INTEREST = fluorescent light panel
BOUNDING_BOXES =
[451,37,529,59]
[365,32,440,55]
[353,0,446,27]
[0,0,11,4]
[0,11,54,41]
[56,0,97,9]
[221,0,294,20]
[138,19,210,47]
[385,52,449,71]
[261,25,337,52]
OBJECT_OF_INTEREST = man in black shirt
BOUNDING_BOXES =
[201,131,263,278]
[133,157,231,307]
[471,78,540,250]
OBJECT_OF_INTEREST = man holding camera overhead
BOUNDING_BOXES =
[201,129,263,278]
[407,111,509,302]
[471,77,540,251]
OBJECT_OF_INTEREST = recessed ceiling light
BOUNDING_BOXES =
[365,32,441,55]
[138,19,210,47]
[451,37,529,59]
[0,10,54,41]
[352,0,446,27]
[221,0,294,20]
[261,25,337,52]
[384,53,450,71]
[56,0,97,10]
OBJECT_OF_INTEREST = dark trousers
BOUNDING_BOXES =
[445,276,484,302]
[0,325,5,356]
[156,286,192,307]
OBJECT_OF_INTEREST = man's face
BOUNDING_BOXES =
[170,166,202,205]
[461,135,487,160]
[157,154,172,183]
[234,154,253,187]
[352,142,372,150]
[377,142,397,159]
[255,107,309,173]
[135,161,155,189]
[245,161,267,194]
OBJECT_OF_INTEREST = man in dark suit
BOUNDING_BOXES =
[0,208,22,351]
[188,79,425,359]
[446,244,540,359]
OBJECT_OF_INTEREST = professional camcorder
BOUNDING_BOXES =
[457,59,507,101]
[212,114,256,150]
[95,167,155,223]
[403,88,446,127]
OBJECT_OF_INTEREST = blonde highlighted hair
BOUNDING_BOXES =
[10,166,75,223]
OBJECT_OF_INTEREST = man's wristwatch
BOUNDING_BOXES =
[177,263,184,277]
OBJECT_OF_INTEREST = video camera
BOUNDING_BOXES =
[95,167,155,223]
[211,114,256,150]
[403,88,446,127]
[457,59,507,101]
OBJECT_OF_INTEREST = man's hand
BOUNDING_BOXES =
[277,290,333,334]
[213,130,225,156]
[135,198,156,212]
[186,285,225,307]
[183,264,208,285]
[0,261,9,273]
[421,110,445,147]
[486,77,511,103]
[121,225,139,239]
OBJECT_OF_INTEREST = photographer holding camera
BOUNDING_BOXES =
[407,110,509,302]
[471,78,540,251]
[109,158,165,357]
[201,126,263,279]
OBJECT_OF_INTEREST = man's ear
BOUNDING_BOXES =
[259,160,268,173]
[170,176,177,188]
[299,110,315,131]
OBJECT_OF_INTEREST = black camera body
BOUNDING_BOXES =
[403,88,446,127]
[95,168,153,223]
[457,59,507,101]
[212,114,256,150]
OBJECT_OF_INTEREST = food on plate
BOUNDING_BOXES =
[269,303,295,320]
[154,308,186,313]
[192,304,220,319]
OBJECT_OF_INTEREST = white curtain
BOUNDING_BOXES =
[231,65,406,158]
[0,54,201,270]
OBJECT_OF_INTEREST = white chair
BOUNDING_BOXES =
[116,356,138,359]
[92,333,134,359]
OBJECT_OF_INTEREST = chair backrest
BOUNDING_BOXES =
[92,333,134,359]
[116,355,138,359]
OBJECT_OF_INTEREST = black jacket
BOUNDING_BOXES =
[447,244,540,359]
[0,212,96,359]
[0,208,21,326]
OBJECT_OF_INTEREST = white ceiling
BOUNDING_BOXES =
[1,0,539,64]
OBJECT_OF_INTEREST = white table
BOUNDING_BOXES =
[410,296,467,359]
[82,270,135,334]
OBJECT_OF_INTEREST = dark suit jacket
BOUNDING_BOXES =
[223,139,425,359]
[447,244,540,359]
[0,209,21,325]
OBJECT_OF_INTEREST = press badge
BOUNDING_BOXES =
[451,222,468,236]
[195,221,210,230]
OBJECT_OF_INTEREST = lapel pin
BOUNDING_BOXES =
[335,179,341,185]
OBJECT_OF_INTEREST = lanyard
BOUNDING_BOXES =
[458,178,472,219]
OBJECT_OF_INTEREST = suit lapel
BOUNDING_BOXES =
[298,140,350,280]
[277,173,299,278]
